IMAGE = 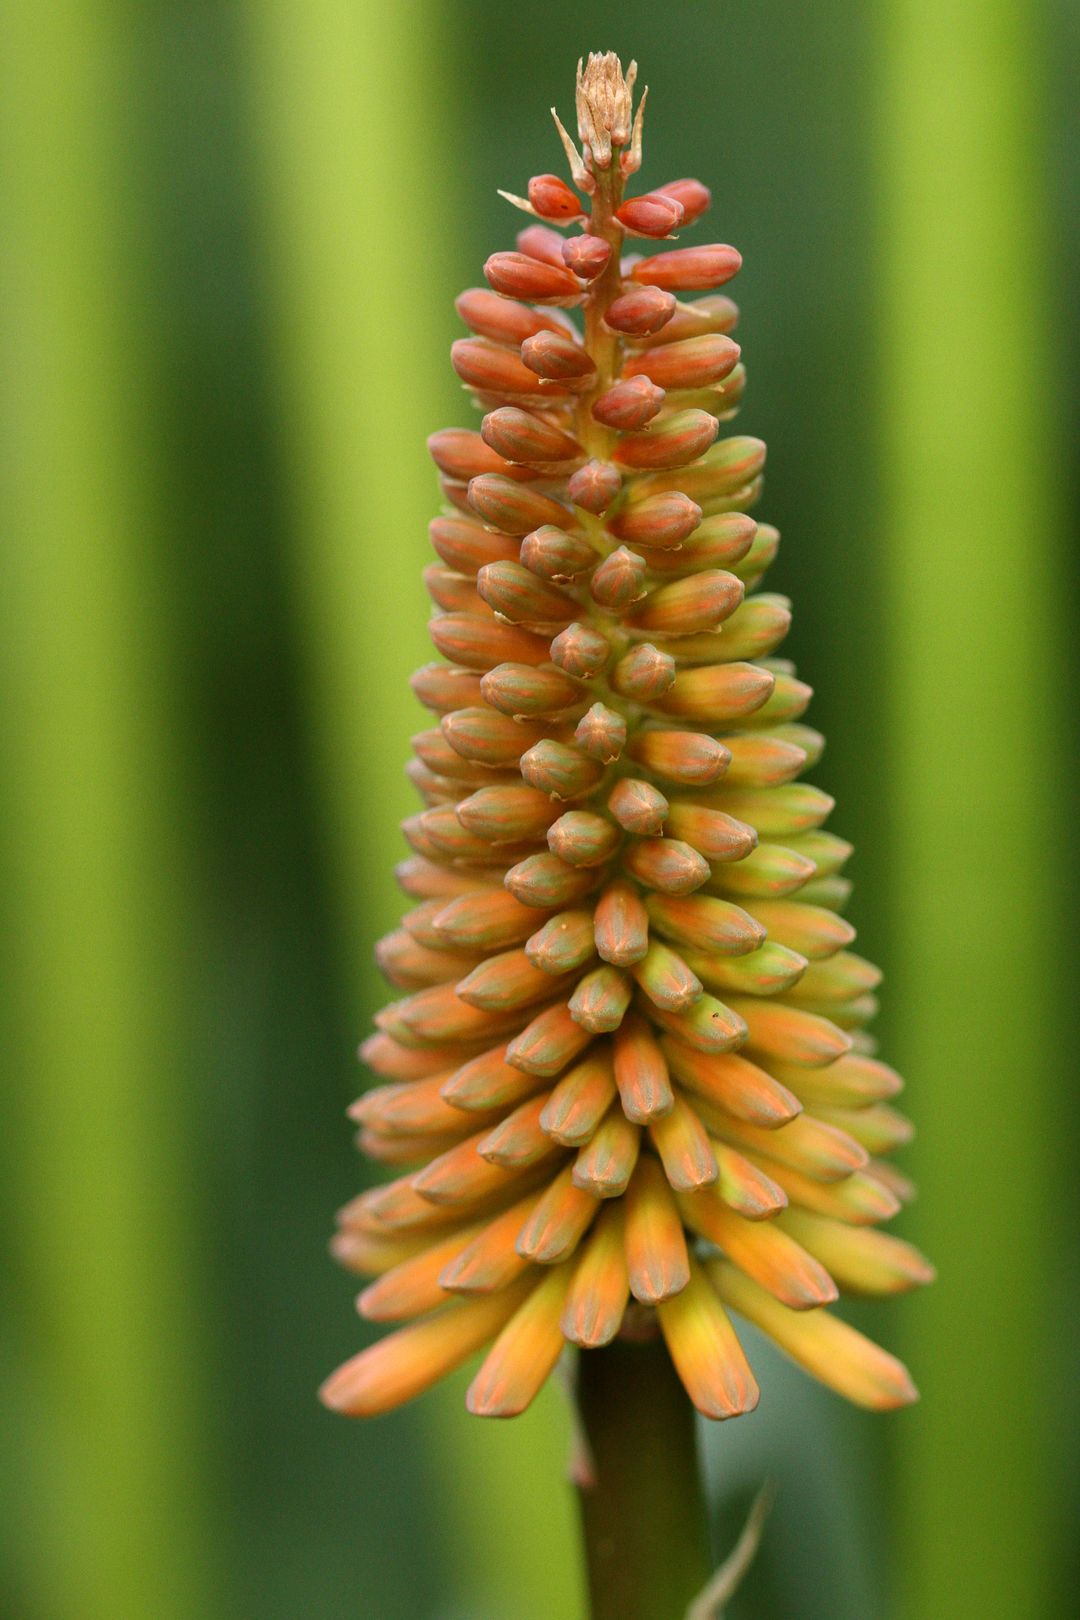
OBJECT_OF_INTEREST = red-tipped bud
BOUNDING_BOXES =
[427,428,535,483]
[567,459,622,513]
[468,474,573,536]
[614,409,719,471]
[616,192,685,237]
[631,244,742,291]
[548,811,621,868]
[475,559,576,622]
[451,337,559,397]
[631,568,745,635]
[590,545,647,610]
[520,331,597,387]
[608,490,702,547]
[428,516,520,575]
[527,173,583,220]
[519,739,604,799]
[610,643,677,700]
[628,728,732,785]
[592,376,666,430]
[603,285,677,335]
[574,702,627,763]
[455,287,570,346]
[623,838,711,895]
[625,334,741,390]
[481,407,582,464]
[428,612,550,670]
[520,526,597,580]
[484,251,582,304]
[516,224,571,265]
[594,883,651,968]
[562,234,612,280]
[608,778,670,836]
[549,622,611,678]
[479,662,582,717]
[654,179,712,227]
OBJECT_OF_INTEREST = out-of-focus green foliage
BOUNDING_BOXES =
[0,3,1075,1618]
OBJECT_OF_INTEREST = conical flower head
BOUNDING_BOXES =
[321,55,931,1424]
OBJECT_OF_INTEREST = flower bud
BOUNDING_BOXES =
[608,490,702,547]
[423,564,484,614]
[687,594,791,662]
[451,337,556,397]
[634,512,755,575]
[527,173,583,220]
[484,250,582,304]
[458,951,570,1017]
[707,842,817,900]
[591,375,666,429]
[632,293,739,350]
[549,622,611,678]
[631,244,742,291]
[476,559,576,622]
[624,838,711,895]
[625,334,741,390]
[441,707,547,768]
[613,409,719,470]
[646,893,765,957]
[411,662,485,713]
[428,515,520,574]
[481,407,582,464]
[480,662,582,716]
[609,643,676,700]
[589,545,647,609]
[428,427,535,483]
[519,738,604,799]
[525,910,598,975]
[658,661,776,721]
[505,1003,595,1077]
[468,474,574,537]
[567,459,621,513]
[663,803,757,863]
[457,784,560,842]
[548,811,620,868]
[455,287,570,345]
[561,234,612,280]
[517,223,571,265]
[603,285,677,335]
[654,178,711,227]
[631,568,744,635]
[594,882,650,967]
[627,727,731,786]
[574,702,627,762]
[504,852,599,908]
[520,330,597,387]
[630,941,703,1014]
[572,1111,641,1197]
[616,192,685,237]
[607,778,669,836]
[520,525,597,580]
[632,436,767,504]
[729,522,779,583]
[431,888,550,952]
[429,612,550,670]
[570,967,634,1033]
[625,1158,691,1303]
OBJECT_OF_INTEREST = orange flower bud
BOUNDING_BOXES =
[567,459,621,513]
[504,851,600,909]
[573,701,627,762]
[602,284,677,335]
[527,172,583,220]
[520,525,597,580]
[613,408,719,470]
[632,243,742,291]
[608,489,702,547]
[593,881,650,968]
[615,191,685,237]
[484,250,582,304]
[613,1012,674,1121]
[455,287,570,345]
[411,662,485,714]
[457,784,560,843]
[654,178,711,226]
[569,966,634,1033]
[631,293,739,350]
[459,951,573,1016]
[451,337,558,397]
[428,611,550,670]
[549,621,611,678]
[591,375,666,430]
[646,893,765,959]
[610,643,676,701]
[561,233,612,280]
[519,738,604,799]
[625,1156,690,1303]
[647,1093,718,1191]
[525,910,598,975]
[625,333,741,390]
[428,515,520,574]
[541,1050,617,1144]
[427,427,536,483]
[627,727,731,785]
[520,329,597,386]
[480,406,582,464]
[589,544,646,609]
[476,559,576,622]
[607,778,669,836]
[631,567,744,635]
[658,660,775,721]
[623,838,711,896]
[469,474,574,537]
[517,223,571,265]
[548,810,620,868]
[573,1110,641,1196]
[506,1003,595,1078]
[629,940,703,1014]
[479,662,582,717]
[440,706,547,768]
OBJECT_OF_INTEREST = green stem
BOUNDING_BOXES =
[576,1334,713,1620]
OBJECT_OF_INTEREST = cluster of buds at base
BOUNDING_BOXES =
[321,51,930,1426]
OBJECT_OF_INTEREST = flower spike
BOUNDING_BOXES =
[322,53,927,1428]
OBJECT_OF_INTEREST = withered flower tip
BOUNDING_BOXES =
[322,54,929,1427]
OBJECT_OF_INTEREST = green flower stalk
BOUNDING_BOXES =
[321,44,929,1482]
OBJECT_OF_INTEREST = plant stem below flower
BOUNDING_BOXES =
[576,1335,712,1620]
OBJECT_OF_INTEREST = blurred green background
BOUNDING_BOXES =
[2,2,1077,1617]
